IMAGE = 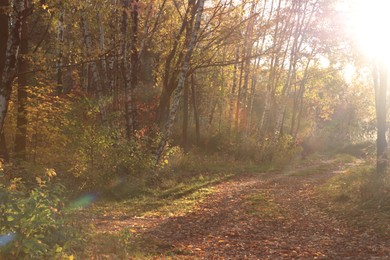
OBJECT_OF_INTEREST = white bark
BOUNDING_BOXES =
[155,0,206,165]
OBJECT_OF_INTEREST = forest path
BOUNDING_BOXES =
[88,158,390,259]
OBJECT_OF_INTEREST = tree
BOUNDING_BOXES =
[0,0,25,160]
[14,0,30,160]
[374,61,388,174]
[156,0,206,164]
[0,0,9,161]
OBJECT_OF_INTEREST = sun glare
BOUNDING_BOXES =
[349,0,390,66]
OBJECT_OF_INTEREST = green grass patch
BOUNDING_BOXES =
[74,151,295,258]
[319,162,390,236]
[75,172,228,257]
[286,153,357,177]
[244,192,282,218]
[89,173,232,219]
[163,150,280,176]
[288,163,331,177]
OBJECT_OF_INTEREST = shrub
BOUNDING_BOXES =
[0,172,81,259]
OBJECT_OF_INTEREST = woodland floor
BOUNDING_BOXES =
[80,157,390,259]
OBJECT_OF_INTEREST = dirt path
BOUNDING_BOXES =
[91,159,390,259]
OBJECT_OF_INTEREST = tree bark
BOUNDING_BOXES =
[375,61,388,174]
[0,0,25,138]
[157,0,196,125]
[182,76,189,151]
[191,73,200,146]
[0,0,9,162]
[156,0,205,164]
[15,0,29,160]
[56,4,64,95]
[228,47,239,135]
[121,0,139,139]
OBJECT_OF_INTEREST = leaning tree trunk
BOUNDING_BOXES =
[157,0,195,125]
[155,0,205,165]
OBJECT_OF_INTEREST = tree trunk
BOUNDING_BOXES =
[56,5,64,95]
[191,74,200,146]
[0,0,9,161]
[375,61,388,174]
[157,0,196,125]
[121,0,139,139]
[80,12,103,97]
[228,47,239,135]
[0,0,25,138]
[15,0,29,160]
[156,0,205,164]
[182,77,189,151]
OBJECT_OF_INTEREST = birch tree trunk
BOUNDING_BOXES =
[121,0,138,139]
[156,0,205,165]
[157,0,196,125]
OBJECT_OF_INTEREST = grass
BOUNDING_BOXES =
[72,150,286,258]
[285,153,357,177]
[77,164,241,259]
[244,192,283,218]
[319,160,390,236]
[88,173,232,220]
[75,149,340,258]
[288,163,331,177]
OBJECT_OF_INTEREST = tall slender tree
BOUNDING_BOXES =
[156,0,206,164]
[14,0,30,160]
[374,61,388,174]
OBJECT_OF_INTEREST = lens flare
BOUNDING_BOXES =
[68,193,97,210]
[0,233,16,247]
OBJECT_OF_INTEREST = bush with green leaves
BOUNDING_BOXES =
[0,174,81,259]
[60,97,161,192]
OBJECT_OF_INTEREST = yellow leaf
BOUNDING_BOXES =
[36,177,42,184]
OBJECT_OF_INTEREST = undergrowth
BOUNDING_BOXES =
[320,158,390,236]
[75,149,288,258]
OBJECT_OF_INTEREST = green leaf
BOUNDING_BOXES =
[55,245,63,253]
